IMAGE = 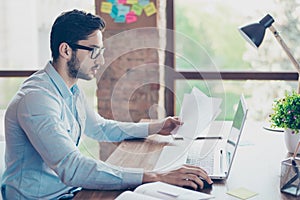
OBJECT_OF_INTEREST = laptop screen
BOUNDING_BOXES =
[225,95,248,173]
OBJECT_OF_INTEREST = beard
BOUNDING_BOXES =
[67,53,93,80]
[67,53,79,79]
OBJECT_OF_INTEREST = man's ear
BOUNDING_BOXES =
[59,42,71,59]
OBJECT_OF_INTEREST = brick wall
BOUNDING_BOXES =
[97,29,160,122]
[95,0,166,160]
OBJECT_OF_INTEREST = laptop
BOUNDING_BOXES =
[187,95,248,179]
[154,95,248,180]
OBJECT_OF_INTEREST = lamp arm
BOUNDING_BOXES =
[268,25,300,93]
[269,25,300,73]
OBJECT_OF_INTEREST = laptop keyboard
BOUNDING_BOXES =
[186,147,214,174]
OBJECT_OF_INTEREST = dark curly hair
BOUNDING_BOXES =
[50,9,106,61]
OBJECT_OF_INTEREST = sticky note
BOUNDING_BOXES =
[131,4,143,16]
[117,5,130,16]
[127,0,138,4]
[101,2,113,14]
[227,187,258,199]
[138,0,150,7]
[110,5,118,19]
[126,11,137,23]
[114,15,126,23]
[107,0,116,3]
[144,2,156,17]
[118,0,127,4]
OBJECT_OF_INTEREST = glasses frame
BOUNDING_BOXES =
[68,43,105,59]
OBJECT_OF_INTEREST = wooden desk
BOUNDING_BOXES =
[75,121,299,199]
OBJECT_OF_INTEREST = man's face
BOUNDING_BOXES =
[68,30,105,80]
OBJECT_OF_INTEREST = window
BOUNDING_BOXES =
[0,0,98,158]
[0,0,96,106]
[167,0,300,121]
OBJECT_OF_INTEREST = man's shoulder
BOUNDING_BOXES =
[22,70,53,91]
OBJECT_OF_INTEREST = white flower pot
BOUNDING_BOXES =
[284,128,300,154]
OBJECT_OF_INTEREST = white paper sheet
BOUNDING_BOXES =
[174,93,199,139]
[172,87,222,139]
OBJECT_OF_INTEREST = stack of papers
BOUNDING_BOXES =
[172,87,222,140]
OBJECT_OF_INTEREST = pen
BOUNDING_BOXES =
[195,136,223,140]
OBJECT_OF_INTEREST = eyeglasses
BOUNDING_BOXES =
[57,187,82,200]
[68,43,105,59]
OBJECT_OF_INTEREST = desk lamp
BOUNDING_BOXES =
[239,14,300,154]
[238,14,300,93]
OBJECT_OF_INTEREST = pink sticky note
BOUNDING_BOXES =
[126,11,137,23]
[118,0,126,4]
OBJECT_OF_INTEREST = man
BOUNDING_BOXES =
[1,9,212,199]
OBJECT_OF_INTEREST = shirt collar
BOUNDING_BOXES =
[45,61,80,99]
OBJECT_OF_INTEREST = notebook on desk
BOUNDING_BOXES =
[154,95,248,180]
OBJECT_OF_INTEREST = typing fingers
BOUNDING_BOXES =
[158,164,213,190]
[172,173,198,190]
[183,174,204,189]
[181,165,213,185]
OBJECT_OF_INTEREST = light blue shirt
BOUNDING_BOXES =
[1,62,149,199]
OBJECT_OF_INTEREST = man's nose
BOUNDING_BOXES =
[95,54,105,66]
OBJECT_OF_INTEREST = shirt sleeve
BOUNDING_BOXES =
[82,94,149,142]
[17,91,144,190]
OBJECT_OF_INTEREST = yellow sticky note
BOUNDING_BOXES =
[144,2,156,17]
[101,2,113,14]
[127,0,138,4]
[227,187,258,199]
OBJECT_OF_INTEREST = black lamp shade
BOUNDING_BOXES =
[239,14,275,48]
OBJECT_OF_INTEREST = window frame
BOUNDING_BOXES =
[0,71,36,77]
[1,2,299,116]
[164,1,299,116]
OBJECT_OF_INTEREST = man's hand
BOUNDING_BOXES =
[148,116,183,136]
[142,164,213,190]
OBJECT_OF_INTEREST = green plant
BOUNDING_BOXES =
[270,91,300,133]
